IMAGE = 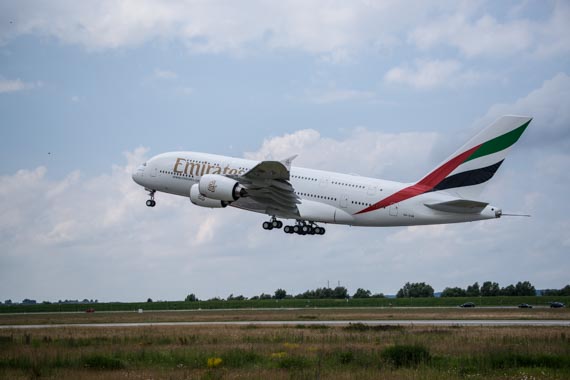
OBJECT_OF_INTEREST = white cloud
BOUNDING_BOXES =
[244,127,438,181]
[154,68,177,80]
[476,72,570,147]
[384,59,484,89]
[0,1,565,62]
[0,77,37,93]
[409,2,570,58]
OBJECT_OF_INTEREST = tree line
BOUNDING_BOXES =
[4,282,568,305]
[178,282,569,302]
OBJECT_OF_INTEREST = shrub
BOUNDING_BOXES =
[82,355,126,370]
[381,344,431,368]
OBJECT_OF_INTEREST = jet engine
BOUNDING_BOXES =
[190,184,228,208]
[198,174,246,201]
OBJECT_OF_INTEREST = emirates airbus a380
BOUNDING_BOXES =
[132,115,531,236]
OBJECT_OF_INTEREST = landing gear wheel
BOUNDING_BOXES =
[262,221,273,230]
[284,226,293,234]
[293,225,300,233]
[272,220,282,229]
[146,189,156,207]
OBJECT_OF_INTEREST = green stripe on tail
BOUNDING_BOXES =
[465,120,531,163]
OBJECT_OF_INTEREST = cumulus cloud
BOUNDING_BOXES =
[244,128,438,181]
[2,1,564,61]
[409,1,570,58]
[384,59,484,89]
[0,77,38,93]
[476,72,570,148]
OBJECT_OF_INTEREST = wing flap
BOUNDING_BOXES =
[243,161,290,180]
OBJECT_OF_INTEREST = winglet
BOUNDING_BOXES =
[280,155,298,171]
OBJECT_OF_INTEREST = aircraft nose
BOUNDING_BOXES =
[132,164,145,185]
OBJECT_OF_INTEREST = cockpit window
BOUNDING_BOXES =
[142,162,147,166]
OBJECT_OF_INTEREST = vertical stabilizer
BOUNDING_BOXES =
[419,115,532,199]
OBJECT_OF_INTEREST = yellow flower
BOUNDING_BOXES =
[270,352,287,359]
[207,357,223,368]
[283,342,300,349]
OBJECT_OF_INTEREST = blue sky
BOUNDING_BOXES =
[1,1,569,302]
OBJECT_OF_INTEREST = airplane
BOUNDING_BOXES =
[132,115,531,236]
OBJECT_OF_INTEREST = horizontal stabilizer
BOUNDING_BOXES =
[425,199,488,214]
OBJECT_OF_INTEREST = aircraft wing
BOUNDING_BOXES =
[232,157,301,218]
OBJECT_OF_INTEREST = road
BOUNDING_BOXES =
[1,319,569,329]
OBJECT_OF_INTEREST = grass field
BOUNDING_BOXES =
[1,307,570,326]
[2,296,569,314]
[1,308,569,379]
[1,322,569,379]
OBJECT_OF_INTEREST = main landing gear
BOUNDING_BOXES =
[263,218,326,235]
[262,216,283,230]
[145,189,156,207]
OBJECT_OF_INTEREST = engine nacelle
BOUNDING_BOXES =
[198,174,245,201]
[190,184,228,208]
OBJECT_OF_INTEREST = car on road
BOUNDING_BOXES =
[550,302,565,308]
[459,302,475,308]
[518,303,533,308]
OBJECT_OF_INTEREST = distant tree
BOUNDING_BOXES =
[250,296,259,300]
[274,289,287,300]
[371,293,385,298]
[42,301,51,304]
[333,286,349,299]
[22,299,36,305]
[185,294,198,302]
[353,288,372,298]
[441,287,467,297]
[466,282,480,297]
[515,281,535,296]
[500,284,516,296]
[480,281,500,296]
[208,297,222,301]
[4,300,11,305]
[259,293,272,300]
[227,294,245,301]
[147,298,153,303]
[543,285,570,297]
[397,282,434,298]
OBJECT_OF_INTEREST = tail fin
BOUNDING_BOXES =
[417,115,532,198]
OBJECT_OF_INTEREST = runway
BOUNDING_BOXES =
[1,319,569,329]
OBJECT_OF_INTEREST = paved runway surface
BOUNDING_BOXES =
[1,320,569,329]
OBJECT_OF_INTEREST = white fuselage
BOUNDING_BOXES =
[132,151,499,227]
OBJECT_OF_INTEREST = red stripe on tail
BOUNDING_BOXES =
[355,145,481,215]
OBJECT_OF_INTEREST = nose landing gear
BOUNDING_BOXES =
[145,189,156,207]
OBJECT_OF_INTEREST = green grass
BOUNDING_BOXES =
[1,295,568,313]
[1,325,570,379]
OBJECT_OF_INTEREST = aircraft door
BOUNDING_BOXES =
[389,203,398,216]
[151,167,157,177]
[340,194,349,208]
